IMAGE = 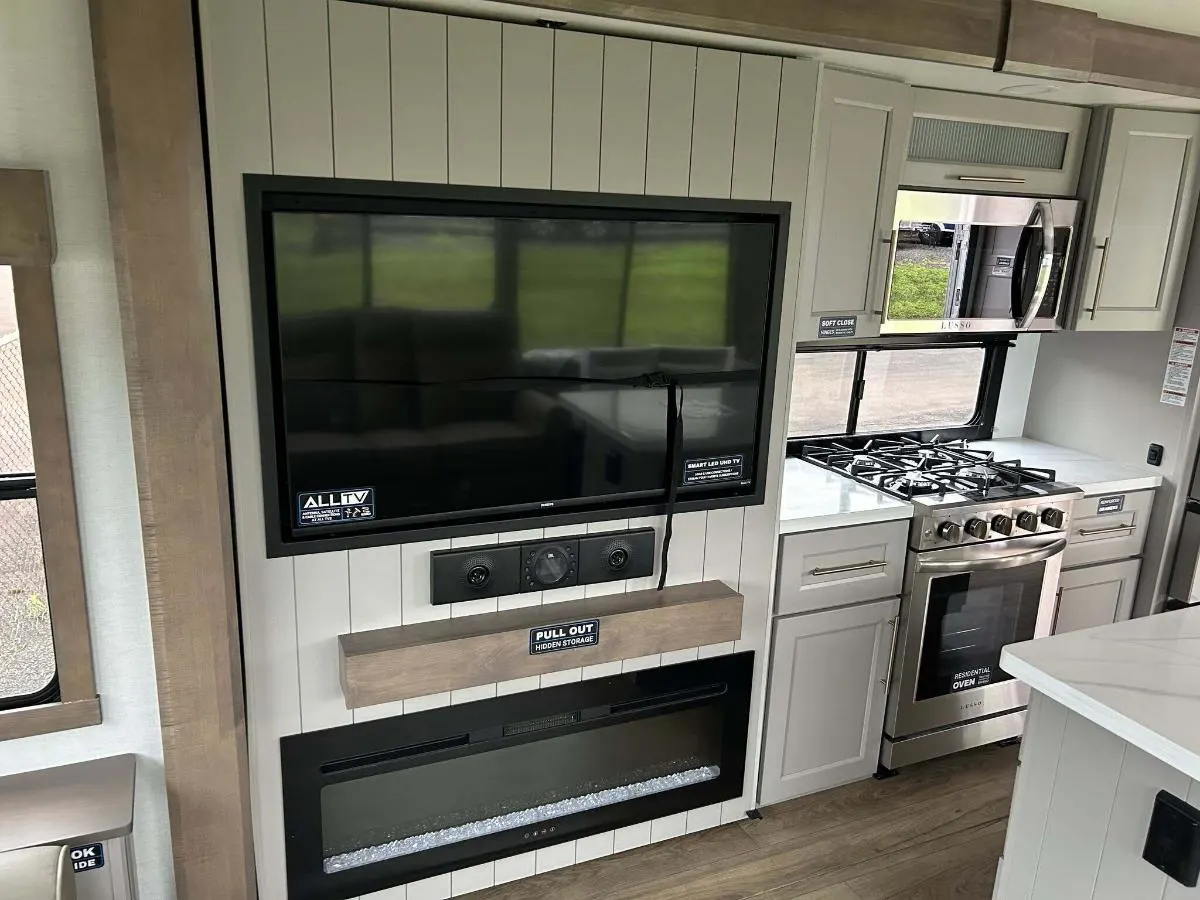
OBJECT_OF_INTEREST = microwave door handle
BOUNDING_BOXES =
[1018,200,1057,330]
[916,538,1068,574]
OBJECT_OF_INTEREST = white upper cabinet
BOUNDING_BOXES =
[795,68,913,343]
[902,89,1091,197]
[1072,108,1200,332]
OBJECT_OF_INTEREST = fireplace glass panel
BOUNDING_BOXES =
[322,706,721,870]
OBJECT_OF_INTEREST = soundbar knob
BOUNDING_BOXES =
[991,514,1014,536]
[1041,508,1066,529]
[1016,510,1039,532]
[964,519,989,540]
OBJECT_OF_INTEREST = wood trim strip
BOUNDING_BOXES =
[87,0,255,897]
[0,170,55,266]
[500,0,1006,69]
[1091,19,1200,99]
[341,581,744,707]
[11,265,96,702]
[1002,0,1097,83]
[0,698,101,743]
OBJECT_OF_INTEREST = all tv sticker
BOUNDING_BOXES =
[297,488,375,528]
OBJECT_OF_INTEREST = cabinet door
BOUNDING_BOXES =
[759,597,900,806]
[776,520,908,616]
[796,68,913,342]
[1053,559,1140,635]
[1075,109,1200,332]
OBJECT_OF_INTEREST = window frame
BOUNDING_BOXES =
[786,336,1010,451]
[0,169,100,738]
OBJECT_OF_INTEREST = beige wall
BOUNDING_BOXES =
[0,2,173,898]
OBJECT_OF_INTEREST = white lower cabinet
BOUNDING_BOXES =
[1053,559,1140,635]
[759,597,899,806]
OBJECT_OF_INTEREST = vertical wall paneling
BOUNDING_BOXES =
[575,831,615,863]
[391,9,448,183]
[493,852,536,885]
[650,812,687,844]
[330,1,392,180]
[500,24,553,190]
[451,861,495,896]
[732,56,818,820]
[689,48,739,198]
[624,514,664,592]
[407,873,451,900]
[535,840,576,874]
[294,552,353,731]
[447,17,501,186]
[613,821,651,853]
[731,55,782,201]
[996,692,1070,897]
[201,0,290,892]
[264,0,332,176]
[349,546,405,722]
[645,42,696,196]
[401,540,451,625]
[599,37,651,194]
[552,31,604,191]
[1031,714,1126,897]
[1093,744,1184,900]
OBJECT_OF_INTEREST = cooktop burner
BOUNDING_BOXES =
[801,437,1062,504]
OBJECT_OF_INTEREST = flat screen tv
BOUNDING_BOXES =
[245,176,789,555]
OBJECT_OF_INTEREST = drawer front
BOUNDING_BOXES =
[1063,489,1154,568]
[777,520,908,615]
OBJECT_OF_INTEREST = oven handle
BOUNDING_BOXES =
[916,539,1068,574]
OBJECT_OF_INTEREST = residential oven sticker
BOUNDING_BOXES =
[296,488,375,527]
[951,666,992,692]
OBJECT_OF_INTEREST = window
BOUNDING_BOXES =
[0,168,98,739]
[788,343,1005,441]
[0,266,55,708]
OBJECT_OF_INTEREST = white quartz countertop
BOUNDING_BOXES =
[970,438,1163,496]
[779,458,914,535]
[1001,607,1200,782]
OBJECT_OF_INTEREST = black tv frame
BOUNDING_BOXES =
[244,174,790,557]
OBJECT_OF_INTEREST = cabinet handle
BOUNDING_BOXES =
[1085,238,1110,320]
[1077,523,1135,536]
[871,233,897,319]
[808,559,887,577]
[954,175,1027,184]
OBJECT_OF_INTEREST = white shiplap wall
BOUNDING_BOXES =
[198,2,814,896]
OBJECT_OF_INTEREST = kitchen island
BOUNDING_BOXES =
[995,607,1200,899]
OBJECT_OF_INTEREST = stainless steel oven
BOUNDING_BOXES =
[882,190,1082,335]
[882,509,1074,770]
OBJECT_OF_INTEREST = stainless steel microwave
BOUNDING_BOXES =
[881,190,1082,334]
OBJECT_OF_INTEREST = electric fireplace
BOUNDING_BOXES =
[281,653,753,900]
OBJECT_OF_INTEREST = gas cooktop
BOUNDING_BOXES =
[800,437,1077,508]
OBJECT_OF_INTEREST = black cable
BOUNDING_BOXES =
[657,380,684,592]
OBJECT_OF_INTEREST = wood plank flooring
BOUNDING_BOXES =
[473,743,1019,900]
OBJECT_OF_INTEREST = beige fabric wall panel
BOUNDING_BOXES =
[200,3,812,895]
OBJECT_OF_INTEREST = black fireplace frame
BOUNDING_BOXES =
[280,652,753,900]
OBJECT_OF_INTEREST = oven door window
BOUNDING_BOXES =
[915,562,1044,701]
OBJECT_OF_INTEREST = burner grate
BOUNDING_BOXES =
[801,437,1057,501]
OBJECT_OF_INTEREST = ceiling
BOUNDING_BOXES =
[398,0,1200,111]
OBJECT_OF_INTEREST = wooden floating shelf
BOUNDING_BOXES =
[339,580,743,709]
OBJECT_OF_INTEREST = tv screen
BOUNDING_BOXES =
[247,177,788,554]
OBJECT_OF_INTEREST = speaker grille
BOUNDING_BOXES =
[908,117,1068,170]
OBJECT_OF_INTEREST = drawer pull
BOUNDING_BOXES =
[808,559,887,577]
[1077,523,1134,536]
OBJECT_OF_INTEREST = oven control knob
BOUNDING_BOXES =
[1016,510,1039,532]
[964,518,989,540]
[991,514,1014,536]
[1040,508,1066,529]
[937,521,963,542]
